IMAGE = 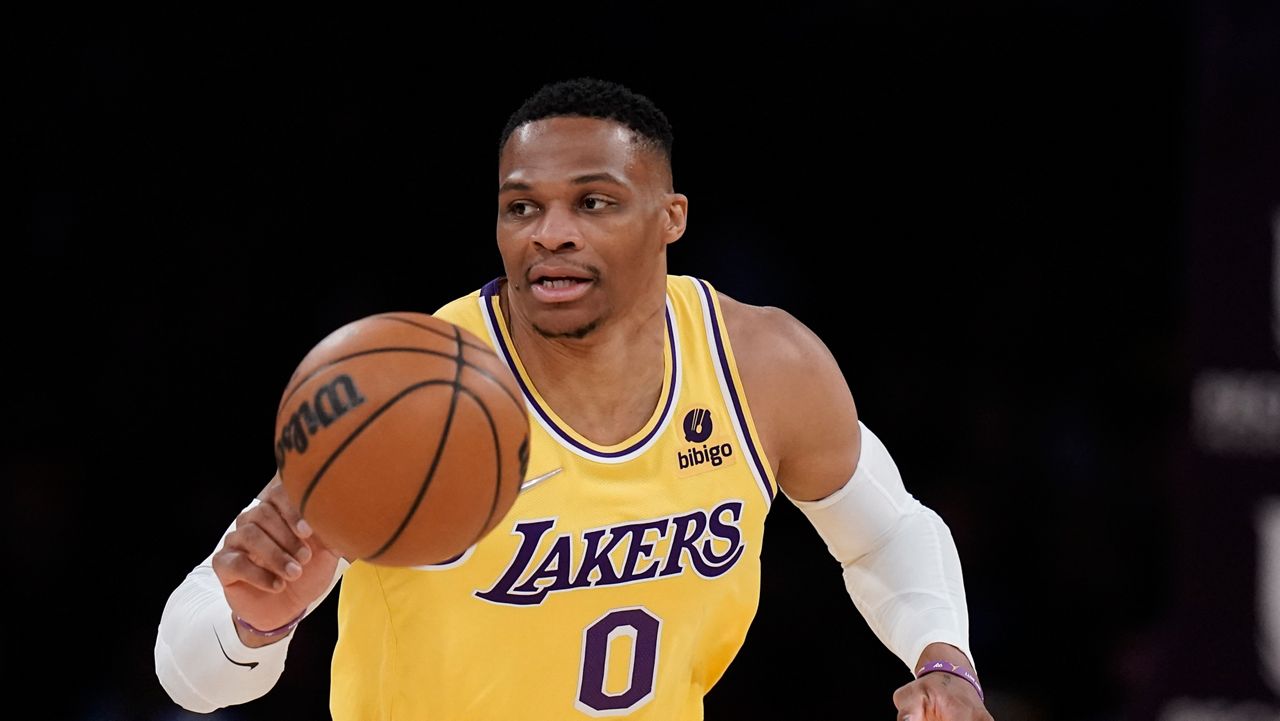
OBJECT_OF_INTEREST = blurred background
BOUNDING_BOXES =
[9,1,1280,719]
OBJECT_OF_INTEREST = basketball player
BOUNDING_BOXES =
[156,78,993,720]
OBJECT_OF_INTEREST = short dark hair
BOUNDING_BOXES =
[498,77,674,163]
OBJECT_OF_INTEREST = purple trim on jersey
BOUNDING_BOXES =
[694,279,775,501]
[480,278,678,460]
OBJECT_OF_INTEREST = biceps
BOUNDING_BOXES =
[785,422,923,562]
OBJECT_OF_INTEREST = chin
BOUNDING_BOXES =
[531,313,601,340]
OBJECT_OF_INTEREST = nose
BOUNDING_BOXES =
[530,203,583,252]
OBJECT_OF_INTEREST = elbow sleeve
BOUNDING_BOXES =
[840,506,971,673]
[788,422,974,673]
[154,499,345,711]
[154,563,294,712]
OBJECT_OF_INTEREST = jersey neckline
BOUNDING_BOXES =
[478,277,682,464]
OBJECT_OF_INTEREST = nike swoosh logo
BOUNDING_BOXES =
[521,467,563,491]
[213,624,259,669]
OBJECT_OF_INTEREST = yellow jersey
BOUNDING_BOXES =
[330,275,778,720]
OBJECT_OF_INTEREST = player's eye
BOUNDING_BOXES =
[581,196,613,211]
[508,201,536,217]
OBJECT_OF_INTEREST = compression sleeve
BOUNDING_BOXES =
[154,499,348,712]
[787,422,974,673]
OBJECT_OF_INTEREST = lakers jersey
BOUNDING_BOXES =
[330,275,778,720]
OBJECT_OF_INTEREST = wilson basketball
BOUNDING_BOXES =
[273,312,530,567]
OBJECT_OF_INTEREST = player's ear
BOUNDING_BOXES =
[662,192,689,245]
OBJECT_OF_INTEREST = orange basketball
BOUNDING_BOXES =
[272,311,529,567]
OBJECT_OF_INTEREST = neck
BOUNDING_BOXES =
[500,280,669,446]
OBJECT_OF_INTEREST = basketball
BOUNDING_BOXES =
[272,312,530,567]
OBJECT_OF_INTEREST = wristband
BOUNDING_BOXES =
[915,660,984,701]
[234,610,305,638]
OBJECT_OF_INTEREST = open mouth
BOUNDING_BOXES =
[534,277,588,290]
[528,271,595,303]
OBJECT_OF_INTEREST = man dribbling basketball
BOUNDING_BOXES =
[155,77,994,721]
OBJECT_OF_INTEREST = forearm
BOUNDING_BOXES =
[840,504,973,671]
[789,422,975,672]
[155,563,295,712]
[154,499,345,711]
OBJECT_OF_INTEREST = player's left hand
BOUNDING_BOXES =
[893,672,994,720]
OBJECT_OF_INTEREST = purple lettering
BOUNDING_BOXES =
[476,502,747,607]
[513,534,574,594]
[616,519,670,583]
[659,510,707,577]
[571,528,624,588]
[698,501,744,576]
[474,519,557,605]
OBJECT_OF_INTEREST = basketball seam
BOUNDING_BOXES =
[278,346,516,415]
[454,386,507,551]
[284,324,525,566]
[296,379,459,515]
[458,357,524,416]
[279,315,487,404]
[366,325,467,563]
[373,313,491,353]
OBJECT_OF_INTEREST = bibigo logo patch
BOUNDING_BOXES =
[675,407,737,477]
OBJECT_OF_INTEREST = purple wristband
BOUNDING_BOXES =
[234,610,305,638]
[915,660,984,701]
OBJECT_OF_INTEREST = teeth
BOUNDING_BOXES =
[539,278,579,288]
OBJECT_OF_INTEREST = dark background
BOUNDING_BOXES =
[9,2,1280,719]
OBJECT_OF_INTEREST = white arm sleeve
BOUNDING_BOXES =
[787,422,974,673]
[154,499,349,712]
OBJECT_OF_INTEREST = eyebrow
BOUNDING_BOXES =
[498,173,627,194]
[570,172,625,187]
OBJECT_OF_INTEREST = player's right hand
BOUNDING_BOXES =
[212,473,340,642]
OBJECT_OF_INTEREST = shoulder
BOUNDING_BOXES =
[715,289,862,501]
[431,280,494,325]
[674,274,823,380]
[716,292,826,370]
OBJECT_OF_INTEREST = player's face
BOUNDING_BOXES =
[497,116,687,339]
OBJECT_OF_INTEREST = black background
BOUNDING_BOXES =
[10,2,1279,719]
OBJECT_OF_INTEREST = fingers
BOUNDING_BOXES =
[214,492,312,591]
[260,474,313,541]
[213,547,286,592]
[895,675,994,720]
[237,521,306,579]
[893,682,925,721]
[261,492,314,561]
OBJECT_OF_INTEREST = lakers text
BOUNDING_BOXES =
[477,500,746,606]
